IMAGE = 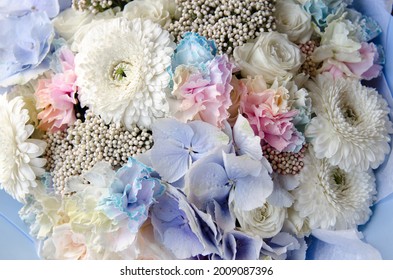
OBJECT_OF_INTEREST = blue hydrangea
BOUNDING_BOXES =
[150,184,221,259]
[261,232,307,260]
[99,158,165,233]
[186,148,273,212]
[0,0,60,18]
[303,0,352,30]
[0,10,54,87]
[171,32,217,72]
[147,118,229,184]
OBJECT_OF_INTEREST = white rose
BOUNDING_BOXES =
[233,32,305,83]
[233,202,286,239]
[122,0,173,29]
[275,0,313,43]
[57,8,118,52]
[52,8,95,44]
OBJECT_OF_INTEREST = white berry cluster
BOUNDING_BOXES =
[72,0,131,14]
[168,0,277,55]
[44,111,153,193]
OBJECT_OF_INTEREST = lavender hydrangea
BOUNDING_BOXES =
[261,232,307,260]
[146,118,229,184]
[0,0,60,18]
[185,148,273,212]
[0,10,54,87]
[150,184,221,259]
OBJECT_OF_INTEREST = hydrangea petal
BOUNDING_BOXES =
[152,118,194,144]
[188,121,229,160]
[150,140,190,183]
[186,162,231,210]
[223,152,262,179]
[222,231,262,260]
[232,171,273,211]
[233,114,262,160]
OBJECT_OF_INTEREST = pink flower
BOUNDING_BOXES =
[320,43,382,81]
[228,76,248,127]
[240,79,303,152]
[346,42,382,80]
[35,48,77,132]
[169,55,234,128]
[41,224,88,260]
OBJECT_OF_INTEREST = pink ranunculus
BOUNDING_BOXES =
[170,55,234,128]
[240,81,303,152]
[346,42,383,80]
[35,48,77,132]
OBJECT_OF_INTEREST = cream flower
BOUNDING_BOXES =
[232,201,286,239]
[8,82,39,128]
[275,0,313,43]
[233,31,304,83]
[122,0,173,29]
[0,95,46,202]
[53,7,119,49]
[292,149,376,230]
[41,224,88,260]
[313,19,361,64]
[75,18,175,129]
[305,73,392,171]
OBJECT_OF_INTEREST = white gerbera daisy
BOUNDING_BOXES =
[0,95,46,202]
[292,149,376,230]
[75,18,175,129]
[305,73,392,171]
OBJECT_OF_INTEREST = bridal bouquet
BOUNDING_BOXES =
[0,0,392,260]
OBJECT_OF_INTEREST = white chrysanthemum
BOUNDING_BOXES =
[232,202,286,239]
[0,95,46,202]
[75,18,175,129]
[292,149,376,230]
[305,73,393,171]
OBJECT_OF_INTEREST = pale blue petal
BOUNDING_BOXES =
[267,173,298,207]
[152,118,194,146]
[206,200,235,232]
[188,121,229,160]
[308,229,382,260]
[261,232,305,260]
[233,170,273,211]
[150,140,190,183]
[222,231,262,260]
[191,204,221,256]
[223,152,262,179]
[233,115,262,160]
[151,185,220,259]
[186,162,231,210]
